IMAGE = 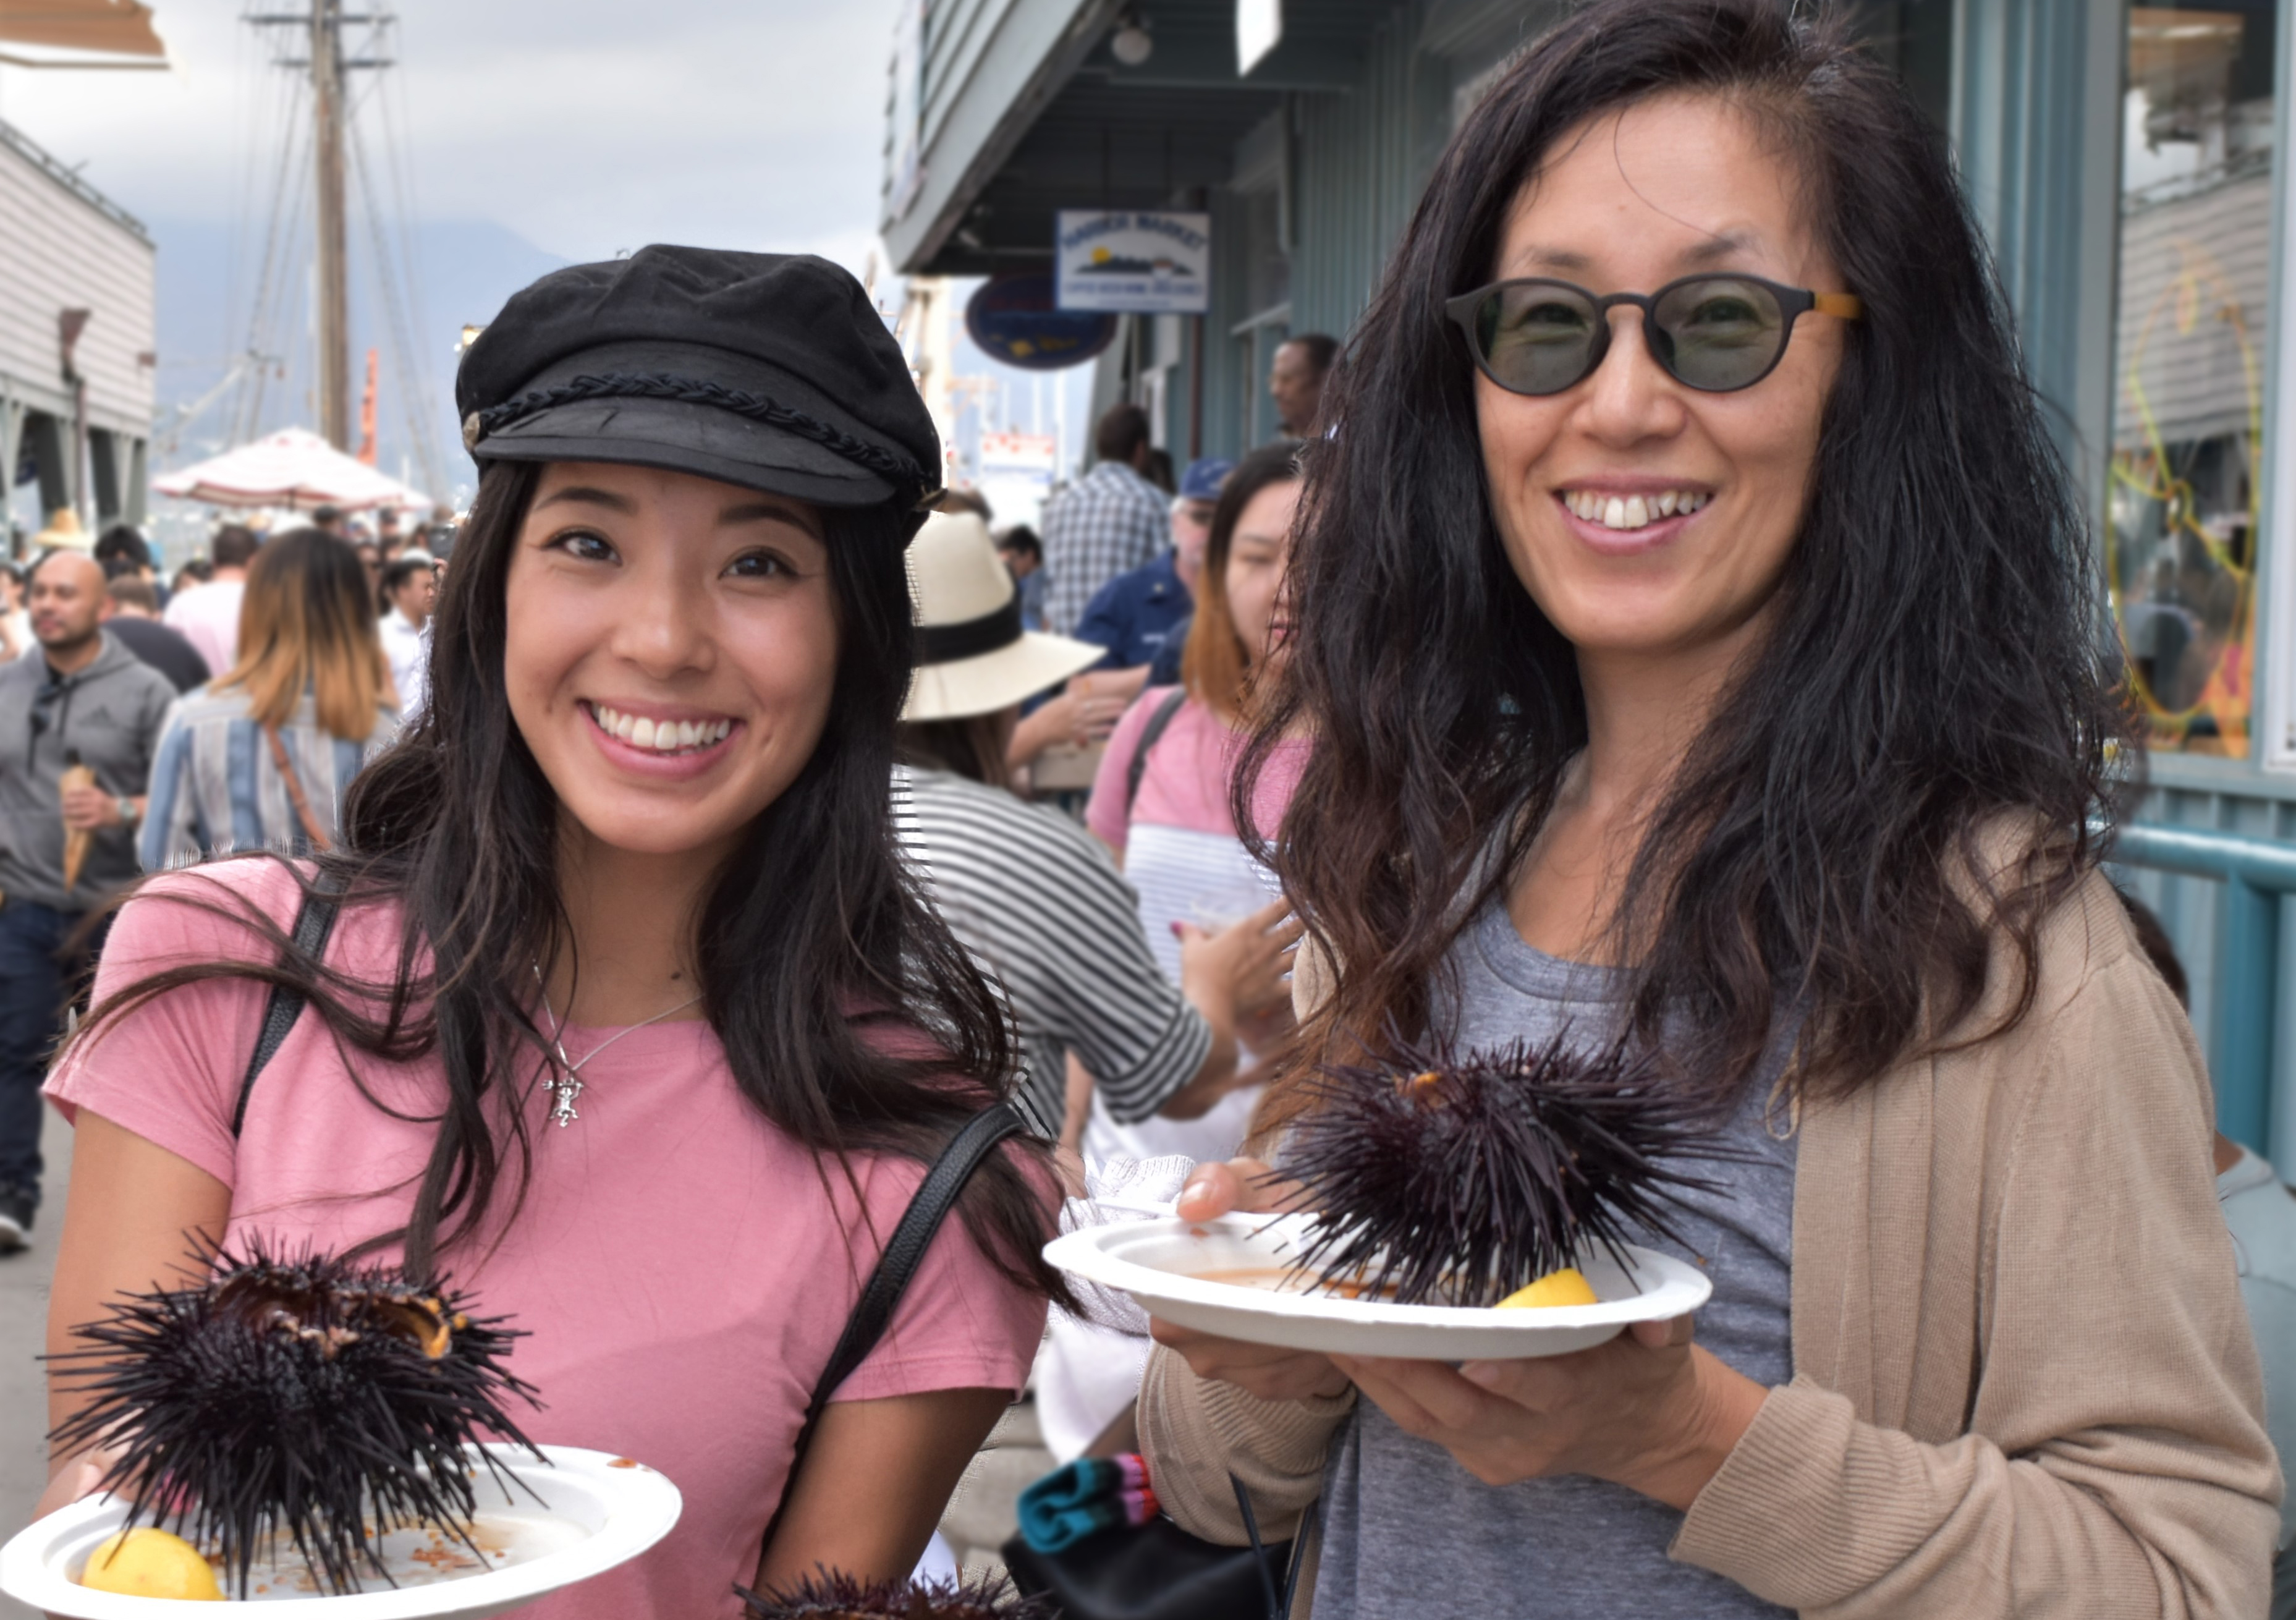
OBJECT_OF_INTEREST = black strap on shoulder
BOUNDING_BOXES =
[1124,687,1190,819]
[231,875,343,1137]
[759,1099,1028,1557]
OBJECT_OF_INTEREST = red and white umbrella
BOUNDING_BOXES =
[155,428,436,514]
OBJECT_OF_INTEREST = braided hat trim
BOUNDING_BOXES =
[465,371,933,498]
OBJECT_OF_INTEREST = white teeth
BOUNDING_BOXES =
[1565,490,1707,530]
[592,704,731,752]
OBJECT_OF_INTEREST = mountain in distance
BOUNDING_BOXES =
[146,216,566,506]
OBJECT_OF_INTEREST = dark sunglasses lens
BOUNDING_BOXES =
[1650,278,1787,390]
[1475,283,1602,394]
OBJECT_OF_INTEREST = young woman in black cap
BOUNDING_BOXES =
[38,248,1064,1618]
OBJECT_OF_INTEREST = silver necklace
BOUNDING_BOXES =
[532,965,701,1128]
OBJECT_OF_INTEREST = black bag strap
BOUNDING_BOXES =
[231,875,343,1137]
[1124,687,1190,819]
[759,1098,1028,1557]
[1232,1472,1318,1620]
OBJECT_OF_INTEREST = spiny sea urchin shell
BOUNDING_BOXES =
[48,1239,542,1597]
[736,1569,1056,1619]
[1281,1033,1733,1306]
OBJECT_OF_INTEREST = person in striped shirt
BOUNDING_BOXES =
[895,509,1298,1138]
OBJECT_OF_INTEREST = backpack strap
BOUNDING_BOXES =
[231,874,343,1137]
[1123,688,1190,820]
[759,1098,1028,1559]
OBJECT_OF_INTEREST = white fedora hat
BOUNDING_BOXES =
[904,511,1104,721]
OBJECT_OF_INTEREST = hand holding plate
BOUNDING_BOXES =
[1149,1160,1351,1402]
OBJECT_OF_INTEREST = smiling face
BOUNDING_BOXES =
[1223,478,1301,671]
[503,461,841,867]
[1476,93,1846,672]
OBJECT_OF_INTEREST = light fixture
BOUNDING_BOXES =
[1111,17,1153,66]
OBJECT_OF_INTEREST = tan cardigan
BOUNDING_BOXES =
[1138,869,2283,1616]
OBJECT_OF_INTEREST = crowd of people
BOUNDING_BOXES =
[6,3,2296,1617]
[0,511,440,1255]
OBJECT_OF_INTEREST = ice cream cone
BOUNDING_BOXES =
[61,763,96,891]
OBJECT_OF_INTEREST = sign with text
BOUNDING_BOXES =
[1054,210,1212,315]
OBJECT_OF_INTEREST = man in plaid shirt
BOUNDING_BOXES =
[1041,403,1171,635]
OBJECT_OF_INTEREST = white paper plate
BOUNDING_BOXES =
[1,1444,681,1618]
[1047,1213,1712,1360]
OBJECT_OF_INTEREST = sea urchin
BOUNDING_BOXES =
[737,1569,1056,1619]
[1281,1033,1734,1307]
[48,1238,542,1597]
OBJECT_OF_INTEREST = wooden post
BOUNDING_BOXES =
[311,0,350,450]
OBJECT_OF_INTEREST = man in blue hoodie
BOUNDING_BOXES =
[0,550,176,1253]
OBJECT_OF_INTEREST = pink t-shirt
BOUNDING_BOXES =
[161,577,244,681]
[44,862,1046,1620]
[1084,689,1307,855]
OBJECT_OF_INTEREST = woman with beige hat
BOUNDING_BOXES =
[897,507,1298,1139]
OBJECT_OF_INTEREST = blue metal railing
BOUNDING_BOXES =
[2111,820,2296,1156]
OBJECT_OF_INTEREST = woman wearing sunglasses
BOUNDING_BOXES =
[1138,3,2278,1617]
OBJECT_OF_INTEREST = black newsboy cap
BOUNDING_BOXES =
[456,246,943,517]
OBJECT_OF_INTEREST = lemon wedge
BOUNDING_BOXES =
[1496,1267,1599,1308]
[78,1527,224,1600]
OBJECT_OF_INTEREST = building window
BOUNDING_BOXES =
[2109,3,2279,757]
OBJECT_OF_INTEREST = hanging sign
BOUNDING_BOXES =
[964,272,1119,370]
[1054,210,1212,315]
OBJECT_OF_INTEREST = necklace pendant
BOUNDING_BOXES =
[546,1072,584,1128]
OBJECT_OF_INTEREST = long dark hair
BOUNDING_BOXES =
[78,458,1064,1300]
[1240,0,2127,1130]
[1180,441,1302,719]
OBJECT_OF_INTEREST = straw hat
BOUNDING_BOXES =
[32,509,89,552]
[904,511,1103,721]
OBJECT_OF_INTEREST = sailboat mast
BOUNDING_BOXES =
[311,0,350,450]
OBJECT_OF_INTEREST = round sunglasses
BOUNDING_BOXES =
[1444,273,1862,396]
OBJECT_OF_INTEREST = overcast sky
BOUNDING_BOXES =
[0,0,902,270]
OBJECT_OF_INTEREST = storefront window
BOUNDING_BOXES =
[2109,3,2279,756]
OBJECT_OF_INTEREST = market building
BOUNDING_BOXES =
[884,0,2296,1165]
[0,113,158,546]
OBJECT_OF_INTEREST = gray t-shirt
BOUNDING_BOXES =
[1310,901,1799,1620]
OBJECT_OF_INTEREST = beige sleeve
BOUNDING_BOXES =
[1137,1341,1354,1545]
[1671,954,2282,1618]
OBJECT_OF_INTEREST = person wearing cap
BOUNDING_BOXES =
[1072,455,1234,693]
[39,247,1062,1618]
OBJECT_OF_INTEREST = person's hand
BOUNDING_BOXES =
[34,1446,122,1522]
[1177,896,1302,1022]
[59,783,121,830]
[1064,674,1131,744]
[1327,1318,1768,1510]
[1146,1158,1350,1402]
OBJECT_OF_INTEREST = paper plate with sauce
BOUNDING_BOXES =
[1046,1213,1711,1360]
[0,1445,680,1618]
